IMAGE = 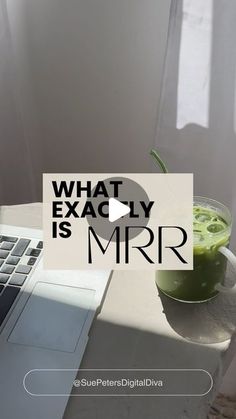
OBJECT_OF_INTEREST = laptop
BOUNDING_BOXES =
[0,223,111,419]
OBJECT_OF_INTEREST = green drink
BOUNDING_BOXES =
[149,150,236,302]
[156,197,232,302]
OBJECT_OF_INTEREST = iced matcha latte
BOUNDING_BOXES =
[156,197,232,302]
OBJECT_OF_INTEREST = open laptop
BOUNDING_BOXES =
[0,223,111,419]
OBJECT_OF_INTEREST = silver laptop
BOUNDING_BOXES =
[0,223,111,419]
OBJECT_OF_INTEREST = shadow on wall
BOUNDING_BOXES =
[0,0,36,204]
[0,0,171,204]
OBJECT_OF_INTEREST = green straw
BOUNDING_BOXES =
[150,148,168,173]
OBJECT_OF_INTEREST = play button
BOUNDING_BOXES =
[108,198,130,222]
[86,176,151,242]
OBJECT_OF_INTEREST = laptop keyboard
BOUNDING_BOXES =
[0,236,43,327]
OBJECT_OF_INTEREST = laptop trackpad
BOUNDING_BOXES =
[8,282,95,352]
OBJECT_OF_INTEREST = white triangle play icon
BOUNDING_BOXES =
[108,198,130,222]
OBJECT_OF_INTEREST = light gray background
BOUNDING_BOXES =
[0,0,236,250]
[0,0,170,203]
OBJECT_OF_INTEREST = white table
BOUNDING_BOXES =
[1,203,236,419]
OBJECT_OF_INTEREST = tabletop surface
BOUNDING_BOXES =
[1,203,236,419]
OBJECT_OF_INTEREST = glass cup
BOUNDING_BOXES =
[156,196,236,303]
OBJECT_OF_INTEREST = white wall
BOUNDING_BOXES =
[1,0,171,203]
[155,0,236,248]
